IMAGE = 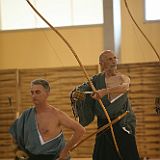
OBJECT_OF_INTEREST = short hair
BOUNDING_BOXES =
[31,79,50,92]
[99,50,112,63]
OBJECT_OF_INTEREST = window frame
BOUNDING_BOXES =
[0,0,104,31]
[144,0,160,23]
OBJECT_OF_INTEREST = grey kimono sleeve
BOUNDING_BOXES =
[73,83,96,127]
[9,114,26,151]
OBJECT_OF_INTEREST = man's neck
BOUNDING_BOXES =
[104,69,117,78]
[35,103,50,112]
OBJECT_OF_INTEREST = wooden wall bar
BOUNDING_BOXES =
[118,62,160,158]
[0,62,159,159]
[0,69,18,159]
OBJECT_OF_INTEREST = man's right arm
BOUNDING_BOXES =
[11,137,29,159]
[9,114,29,159]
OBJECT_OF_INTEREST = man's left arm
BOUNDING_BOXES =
[92,74,130,99]
[58,110,86,160]
[109,74,130,93]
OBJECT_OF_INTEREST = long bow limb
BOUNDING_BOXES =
[71,111,129,151]
[26,0,122,159]
[123,0,160,61]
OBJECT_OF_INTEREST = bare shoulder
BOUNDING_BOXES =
[117,72,130,82]
[49,105,62,116]
[49,106,70,121]
[121,74,130,83]
[49,106,85,134]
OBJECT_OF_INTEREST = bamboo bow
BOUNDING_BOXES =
[26,0,122,159]
[70,111,129,151]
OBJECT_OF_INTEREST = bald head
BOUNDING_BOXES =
[99,50,118,71]
[99,50,113,63]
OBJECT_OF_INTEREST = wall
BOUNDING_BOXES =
[121,0,160,63]
[0,25,103,69]
[0,0,159,69]
[0,63,160,159]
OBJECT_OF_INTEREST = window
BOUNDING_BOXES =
[144,0,160,21]
[0,0,103,30]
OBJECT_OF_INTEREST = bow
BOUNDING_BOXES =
[124,0,160,126]
[70,111,129,151]
[123,0,160,61]
[26,0,122,159]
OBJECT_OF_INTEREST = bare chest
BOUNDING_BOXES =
[106,75,123,88]
[36,113,57,136]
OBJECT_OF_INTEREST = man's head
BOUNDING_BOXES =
[31,79,50,92]
[30,79,50,106]
[99,50,118,71]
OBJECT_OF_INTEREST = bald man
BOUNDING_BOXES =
[71,50,140,160]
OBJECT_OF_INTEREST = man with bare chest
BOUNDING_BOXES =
[71,50,140,160]
[9,79,85,160]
